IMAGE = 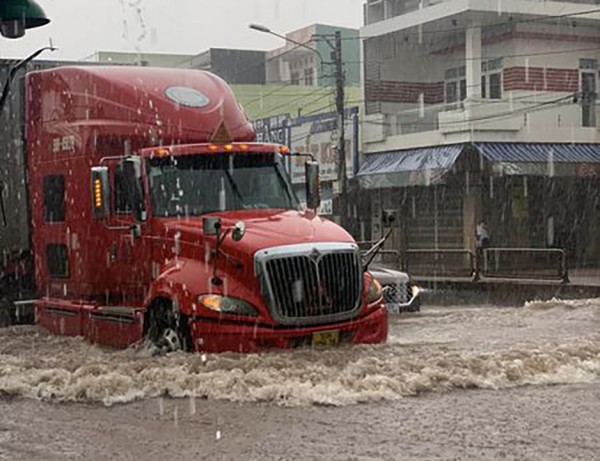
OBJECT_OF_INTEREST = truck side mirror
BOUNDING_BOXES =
[91,167,110,219]
[305,161,321,211]
[232,221,246,242]
[123,157,146,222]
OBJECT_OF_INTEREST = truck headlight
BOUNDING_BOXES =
[366,278,383,304]
[198,295,258,317]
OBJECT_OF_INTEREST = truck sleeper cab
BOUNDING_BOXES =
[28,66,388,353]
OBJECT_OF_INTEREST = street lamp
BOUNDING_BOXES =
[0,0,50,39]
[0,44,56,112]
[249,23,349,227]
[249,23,325,65]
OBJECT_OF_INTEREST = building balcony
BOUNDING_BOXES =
[362,98,600,152]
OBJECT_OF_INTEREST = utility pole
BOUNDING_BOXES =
[333,30,347,229]
[249,24,348,226]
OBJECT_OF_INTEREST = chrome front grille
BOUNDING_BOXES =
[256,243,363,325]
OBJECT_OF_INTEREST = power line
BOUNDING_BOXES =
[361,92,570,124]
[241,14,600,109]
[363,93,577,130]
[343,43,600,68]
[222,7,600,97]
[242,75,337,107]
[253,88,335,119]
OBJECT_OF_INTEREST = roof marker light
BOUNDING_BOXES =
[224,144,234,152]
[279,146,290,155]
[209,144,219,152]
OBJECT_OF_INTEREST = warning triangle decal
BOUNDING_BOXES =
[211,123,231,143]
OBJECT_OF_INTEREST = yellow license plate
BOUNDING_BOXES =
[312,330,340,347]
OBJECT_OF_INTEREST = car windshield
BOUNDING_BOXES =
[148,152,300,217]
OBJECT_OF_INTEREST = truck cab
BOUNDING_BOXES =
[27,66,387,353]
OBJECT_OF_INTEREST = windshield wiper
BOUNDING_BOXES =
[223,170,245,207]
[363,213,397,271]
[362,227,393,272]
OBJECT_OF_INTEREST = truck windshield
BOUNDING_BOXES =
[148,153,300,217]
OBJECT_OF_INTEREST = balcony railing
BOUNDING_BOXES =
[363,96,590,144]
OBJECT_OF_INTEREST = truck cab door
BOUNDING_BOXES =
[106,158,151,301]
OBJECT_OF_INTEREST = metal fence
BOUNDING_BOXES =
[404,249,476,278]
[359,245,475,278]
[359,242,569,283]
[481,248,569,283]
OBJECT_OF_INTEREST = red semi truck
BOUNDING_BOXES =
[3,65,387,353]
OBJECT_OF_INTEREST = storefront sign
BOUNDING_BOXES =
[253,114,291,146]
[289,109,358,184]
[576,163,600,177]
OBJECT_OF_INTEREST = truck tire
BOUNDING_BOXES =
[144,300,191,354]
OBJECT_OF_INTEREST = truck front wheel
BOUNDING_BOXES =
[144,300,191,354]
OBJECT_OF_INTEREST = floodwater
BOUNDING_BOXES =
[0,298,599,460]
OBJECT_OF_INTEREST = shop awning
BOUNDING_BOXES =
[475,143,600,176]
[357,144,463,189]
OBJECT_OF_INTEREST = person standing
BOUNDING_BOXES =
[475,219,490,280]
[476,219,490,250]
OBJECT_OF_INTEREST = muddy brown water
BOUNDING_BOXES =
[0,298,598,459]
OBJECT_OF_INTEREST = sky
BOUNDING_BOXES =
[0,0,365,61]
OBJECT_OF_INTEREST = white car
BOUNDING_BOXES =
[369,266,421,313]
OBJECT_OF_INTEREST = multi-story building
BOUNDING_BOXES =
[357,0,600,272]
[266,24,361,87]
[83,51,192,68]
[178,48,267,85]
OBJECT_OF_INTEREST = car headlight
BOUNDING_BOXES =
[411,285,421,297]
[366,278,383,304]
[198,295,258,317]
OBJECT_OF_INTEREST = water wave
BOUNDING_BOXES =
[0,299,598,407]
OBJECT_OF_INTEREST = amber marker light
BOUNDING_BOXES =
[94,179,103,208]
[155,148,170,157]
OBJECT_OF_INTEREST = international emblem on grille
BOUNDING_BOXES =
[309,247,321,263]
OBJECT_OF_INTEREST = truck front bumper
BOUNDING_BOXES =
[189,305,388,353]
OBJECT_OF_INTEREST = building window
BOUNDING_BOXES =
[580,59,597,128]
[460,79,467,101]
[43,175,65,222]
[304,68,314,86]
[46,243,69,278]
[580,58,597,71]
[489,73,502,99]
[482,59,503,100]
[446,81,458,104]
[291,72,300,85]
[445,66,466,107]
[481,75,487,99]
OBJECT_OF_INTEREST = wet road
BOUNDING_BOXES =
[0,298,598,460]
